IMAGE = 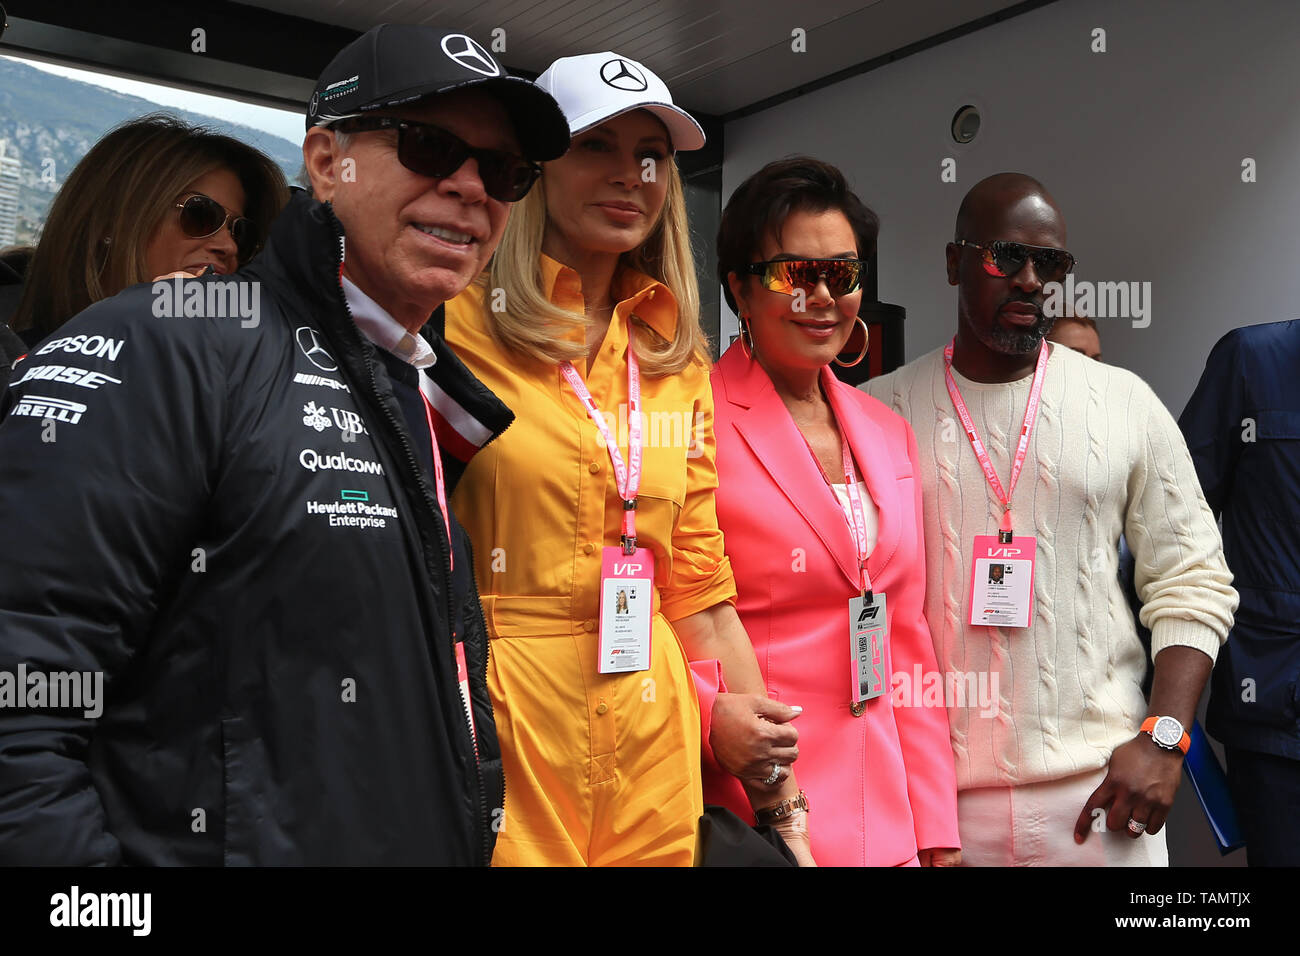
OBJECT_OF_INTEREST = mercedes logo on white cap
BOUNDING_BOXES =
[600,57,648,91]
[296,327,339,372]
[441,33,500,77]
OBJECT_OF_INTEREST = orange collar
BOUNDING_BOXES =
[539,253,679,344]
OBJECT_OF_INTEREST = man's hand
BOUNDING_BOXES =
[1074,735,1184,843]
[709,692,800,786]
[919,847,962,866]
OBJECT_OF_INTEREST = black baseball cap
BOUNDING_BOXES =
[306,24,570,161]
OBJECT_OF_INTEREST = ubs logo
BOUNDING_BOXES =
[441,34,500,77]
[296,326,339,372]
[600,58,648,92]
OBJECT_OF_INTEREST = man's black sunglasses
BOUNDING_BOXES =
[332,116,541,203]
[956,239,1077,283]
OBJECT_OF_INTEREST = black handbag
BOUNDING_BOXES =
[696,805,799,866]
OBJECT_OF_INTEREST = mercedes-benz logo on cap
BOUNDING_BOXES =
[308,91,319,116]
[600,58,648,92]
[296,326,339,372]
[441,34,500,77]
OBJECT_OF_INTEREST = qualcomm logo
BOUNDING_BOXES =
[441,34,499,77]
[295,326,338,372]
[298,448,384,475]
[600,57,648,92]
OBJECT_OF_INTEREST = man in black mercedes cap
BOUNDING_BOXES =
[0,25,569,865]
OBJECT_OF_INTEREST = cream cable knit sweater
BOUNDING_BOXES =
[863,343,1238,790]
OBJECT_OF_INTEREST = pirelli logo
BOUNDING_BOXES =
[12,394,88,425]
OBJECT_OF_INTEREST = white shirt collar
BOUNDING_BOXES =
[341,275,436,369]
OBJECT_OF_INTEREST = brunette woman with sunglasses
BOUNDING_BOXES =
[445,54,811,866]
[9,114,287,346]
[702,157,962,866]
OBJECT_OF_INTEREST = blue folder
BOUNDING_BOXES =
[1183,720,1246,854]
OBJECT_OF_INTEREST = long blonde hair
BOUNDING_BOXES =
[12,113,288,339]
[482,151,708,377]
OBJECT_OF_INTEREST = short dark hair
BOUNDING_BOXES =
[716,156,879,313]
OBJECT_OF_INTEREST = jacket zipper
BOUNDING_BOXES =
[461,531,498,866]
[325,221,490,866]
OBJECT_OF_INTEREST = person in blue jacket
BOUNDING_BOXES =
[1180,320,1300,866]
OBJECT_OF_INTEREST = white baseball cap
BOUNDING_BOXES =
[534,52,706,153]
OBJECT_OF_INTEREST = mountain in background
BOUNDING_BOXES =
[0,57,301,245]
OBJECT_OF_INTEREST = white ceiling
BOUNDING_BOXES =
[240,0,1033,116]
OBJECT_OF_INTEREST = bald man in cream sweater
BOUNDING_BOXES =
[864,173,1237,866]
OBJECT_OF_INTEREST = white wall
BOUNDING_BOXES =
[721,0,1300,416]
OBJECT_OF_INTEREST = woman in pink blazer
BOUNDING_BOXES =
[693,158,961,866]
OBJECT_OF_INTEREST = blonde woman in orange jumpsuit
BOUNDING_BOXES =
[446,53,814,866]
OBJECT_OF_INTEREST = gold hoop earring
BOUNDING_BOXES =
[739,317,755,360]
[832,316,870,368]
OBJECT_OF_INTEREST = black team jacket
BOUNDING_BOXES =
[0,190,511,865]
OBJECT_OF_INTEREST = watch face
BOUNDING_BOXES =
[1153,716,1182,747]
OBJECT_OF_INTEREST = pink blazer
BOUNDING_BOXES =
[693,342,960,866]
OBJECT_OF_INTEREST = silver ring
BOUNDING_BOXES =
[763,764,782,785]
[1127,818,1147,834]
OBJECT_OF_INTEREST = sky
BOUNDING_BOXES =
[3,54,304,146]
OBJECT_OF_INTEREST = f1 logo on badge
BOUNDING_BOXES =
[441,34,500,77]
[857,603,879,623]
[600,58,648,91]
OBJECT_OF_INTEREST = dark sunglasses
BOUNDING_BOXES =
[332,116,541,203]
[956,239,1076,283]
[743,258,866,298]
[176,194,258,260]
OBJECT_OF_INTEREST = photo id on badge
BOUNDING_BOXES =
[968,534,1036,629]
[598,547,654,673]
[849,592,887,707]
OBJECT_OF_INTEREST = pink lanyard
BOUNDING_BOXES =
[802,425,874,597]
[942,337,1048,540]
[419,391,453,571]
[559,326,642,555]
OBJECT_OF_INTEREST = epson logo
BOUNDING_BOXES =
[37,334,125,362]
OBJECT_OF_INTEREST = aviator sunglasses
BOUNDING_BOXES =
[956,239,1077,283]
[743,258,867,297]
[332,116,541,203]
[175,194,258,260]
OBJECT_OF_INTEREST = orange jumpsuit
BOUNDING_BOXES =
[446,256,736,866]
